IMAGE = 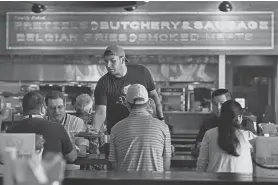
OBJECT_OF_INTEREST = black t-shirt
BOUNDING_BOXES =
[94,64,155,133]
[6,118,73,157]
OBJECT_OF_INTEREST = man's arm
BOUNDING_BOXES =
[142,65,164,119]
[59,126,78,163]
[92,105,107,132]
[93,80,108,132]
[163,125,172,171]
[149,90,164,119]
[191,119,209,158]
[195,123,208,145]
[64,147,78,163]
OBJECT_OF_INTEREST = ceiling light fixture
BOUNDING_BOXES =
[31,4,46,13]
[218,1,233,12]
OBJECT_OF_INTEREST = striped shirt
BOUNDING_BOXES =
[61,114,87,144]
[109,109,171,171]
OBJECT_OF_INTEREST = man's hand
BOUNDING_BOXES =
[191,143,201,158]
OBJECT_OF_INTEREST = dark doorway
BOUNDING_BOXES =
[233,66,275,123]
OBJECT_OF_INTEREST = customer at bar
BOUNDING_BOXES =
[75,93,94,125]
[75,93,106,154]
[196,100,256,173]
[0,96,10,132]
[46,91,87,144]
[109,84,171,171]
[92,45,164,135]
[7,91,77,162]
[191,89,256,158]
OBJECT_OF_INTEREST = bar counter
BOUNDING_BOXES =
[0,168,277,185]
[61,171,277,185]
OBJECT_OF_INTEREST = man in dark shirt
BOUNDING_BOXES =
[93,45,164,134]
[7,91,77,162]
[191,89,257,158]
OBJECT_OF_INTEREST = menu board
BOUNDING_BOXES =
[6,12,274,50]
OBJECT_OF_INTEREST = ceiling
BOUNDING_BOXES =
[0,1,278,13]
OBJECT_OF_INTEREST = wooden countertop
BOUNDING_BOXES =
[0,170,277,185]
[62,171,278,185]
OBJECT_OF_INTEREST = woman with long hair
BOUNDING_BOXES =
[196,100,256,173]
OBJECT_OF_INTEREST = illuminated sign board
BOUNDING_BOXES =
[6,12,274,50]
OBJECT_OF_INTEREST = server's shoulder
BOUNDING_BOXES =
[127,64,148,72]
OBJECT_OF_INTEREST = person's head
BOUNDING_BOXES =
[126,84,148,111]
[211,89,232,117]
[45,91,66,123]
[220,100,243,125]
[75,94,93,115]
[103,45,129,77]
[218,100,243,157]
[22,91,46,117]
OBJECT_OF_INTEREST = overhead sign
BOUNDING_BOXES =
[6,12,274,50]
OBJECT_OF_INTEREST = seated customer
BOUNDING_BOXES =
[46,91,87,144]
[75,94,103,155]
[109,84,172,171]
[196,100,256,173]
[191,89,256,158]
[0,96,10,133]
[7,91,77,163]
[75,94,94,125]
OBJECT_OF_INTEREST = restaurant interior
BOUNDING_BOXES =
[0,1,278,185]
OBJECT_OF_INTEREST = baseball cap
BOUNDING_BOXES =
[104,45,129,63]
[126,84,148,104]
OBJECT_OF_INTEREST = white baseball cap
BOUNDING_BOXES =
[126,84,148,104]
